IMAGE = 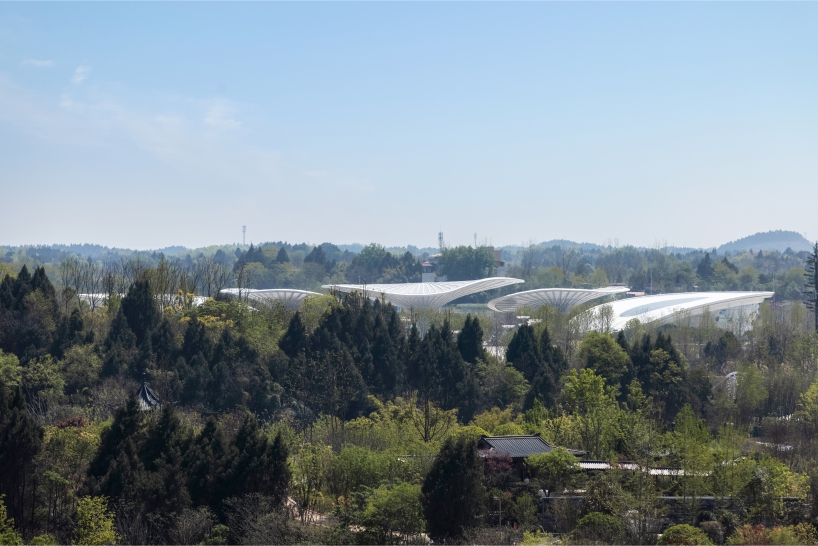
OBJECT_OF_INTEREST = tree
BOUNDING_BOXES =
[524,327,567,409]
[0,351,21,388]
[0,380,43,537]
[576,332,630,387]
[506,324,541,382]
[735,362,767,425]
[526,447,582,494]
[362,483,425,545]
[0,495,23,546]
[457,315,485,364]
[805,242,818,331]
[275,247,290,263]
[697,252,715,283]
[561,369,618,458]
[120,280,158,347]
[421,436,485,542]
[73,496,119,546]
[438,246,495,281]
[666,405,711,520]
[278,312,307,359]
[572,512,625,544]
[657,524,713,545]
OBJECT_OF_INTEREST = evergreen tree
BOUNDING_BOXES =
[180,316,213,363]
[422,436,485,542]
[457,315,485,364]
[279,313,307,359]
[303,246,328,269]
[151,318,177,371]
[102,308,137,377]
[121,280,159,346]
[222,414,290,508]
[185,418,230,510]
[88,397,141,482]
[0,380,43,537]
[275,247,290,263]
[628,333,686,421]
[806,242,818,331]
[525,327,567,409]
[506,324,542,382]
[696,252,714,282]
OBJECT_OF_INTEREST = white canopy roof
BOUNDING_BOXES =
[487,286,630,313]
[220,288,322,310]
[590,291,774,331]
[323,277,524,310]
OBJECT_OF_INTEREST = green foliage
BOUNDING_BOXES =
[577,332,631,386]
[0,495,23,546]
[60,344,101,395]
[526,447,582,494]
[361,483,425,544]
[73,496,119,546]
[657,524,713,545]
[438,246,495,281]
[726,524,808,545]
[561,368,619,458]
[422,436,485,542]
[571,512,624,544]
[0,351,21,389]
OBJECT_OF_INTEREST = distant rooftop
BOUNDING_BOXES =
[477,434,586,458]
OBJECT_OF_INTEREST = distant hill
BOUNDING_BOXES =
[538,239,604,251]
[717,230,813,254]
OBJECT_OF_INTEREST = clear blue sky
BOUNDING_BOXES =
[1,2,816,250]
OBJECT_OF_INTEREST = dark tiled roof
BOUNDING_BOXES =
[478,435,586,458]
[137,381,161,411]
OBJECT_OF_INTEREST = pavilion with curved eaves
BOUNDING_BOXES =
[323,277,524,310]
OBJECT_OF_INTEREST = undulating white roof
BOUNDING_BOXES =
[323,277,524,310]
[589,291,774,331]
[220,288,322,310]
[487,286,630,313]
[78,293,208,308]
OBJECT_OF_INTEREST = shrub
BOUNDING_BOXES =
[572,512,624,544]
[726,524,800,545]
[699,521,724,545]
[658,524,713,545]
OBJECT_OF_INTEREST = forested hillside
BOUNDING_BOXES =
[1,247,818,544]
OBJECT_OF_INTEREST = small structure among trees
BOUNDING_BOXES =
[477,434,586,479]
[136,374,161,411]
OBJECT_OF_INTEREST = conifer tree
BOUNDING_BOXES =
[806,242,818,331]
[506,324,542,382]
[422,436,485,542]
[121,279,159,347]
[185,418,230,510]
[457,315,485,364]
[275,247,290,263]
[0,380,43,537]
[696,252,714,282]
[88,397,142,483]
[102,308,136,377]
[279,313,307,358]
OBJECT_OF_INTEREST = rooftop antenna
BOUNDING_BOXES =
[242,226,246,246]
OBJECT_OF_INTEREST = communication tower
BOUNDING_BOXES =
[242,226,246,246]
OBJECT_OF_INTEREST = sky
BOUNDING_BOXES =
[1,2,816,251]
